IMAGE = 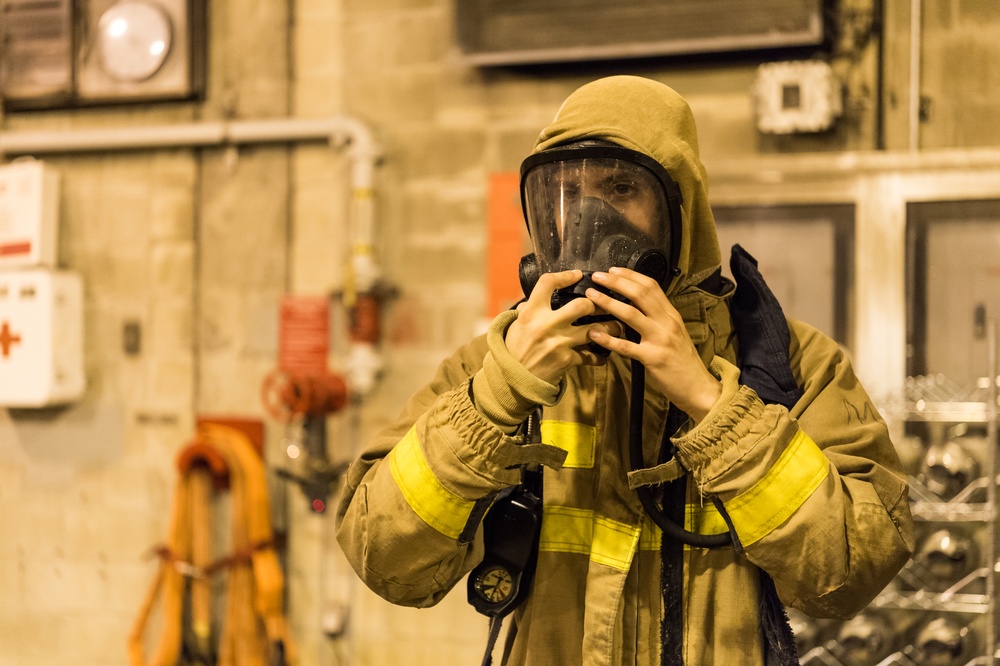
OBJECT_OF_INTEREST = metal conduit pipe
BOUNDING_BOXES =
[0,114,386,394]
[0,123,227,153]
[909,0,922,151]
[0,115,380,188]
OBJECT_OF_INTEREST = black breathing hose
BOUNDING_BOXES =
[626,327,732,549]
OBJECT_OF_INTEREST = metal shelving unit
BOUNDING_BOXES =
[795,325,999,666]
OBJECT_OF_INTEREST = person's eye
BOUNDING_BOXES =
[610,181,636,197]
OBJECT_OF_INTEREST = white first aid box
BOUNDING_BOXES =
[0,159,60,269]
[0,268,85,407]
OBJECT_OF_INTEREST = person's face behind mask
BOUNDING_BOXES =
[523,156,667,276]
[519,145,680,307]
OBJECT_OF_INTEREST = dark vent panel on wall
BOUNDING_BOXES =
[456,0,828,66]
[0,0,74,104]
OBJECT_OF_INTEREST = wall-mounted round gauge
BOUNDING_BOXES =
[97,1,174,82]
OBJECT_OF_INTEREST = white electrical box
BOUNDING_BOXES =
[0,160,61,269]
[0,268,85,407]
[754,60,843,135]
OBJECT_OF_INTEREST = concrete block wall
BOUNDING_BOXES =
[1,0,999,664]
[917,0,1000,147]
[883,0,1000,150]
[0,148,198,665]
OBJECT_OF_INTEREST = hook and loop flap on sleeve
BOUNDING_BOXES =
[627,458,685,490]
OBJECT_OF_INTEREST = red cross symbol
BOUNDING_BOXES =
[0,321,22,358]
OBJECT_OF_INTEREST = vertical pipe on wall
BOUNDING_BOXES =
[908,0,922,151]
[874,0,886,150]
[340,119,384,399]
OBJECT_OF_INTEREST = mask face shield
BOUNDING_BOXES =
[518,144,682,306]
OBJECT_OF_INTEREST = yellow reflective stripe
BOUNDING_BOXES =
[639,515,660,551]
[540,420,596,469]
[545,504,733,558]
[539,505,592,555]
[388,427,474,540]
[643,507,733,552]
[539,506,640,571]
[685,502,728,537]
[724,429,829,547]
[592,516,641,570]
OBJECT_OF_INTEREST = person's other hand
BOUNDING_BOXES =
[585,267,721,423]
[505,270,623,385]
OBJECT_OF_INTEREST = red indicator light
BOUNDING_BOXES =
[312,499,326,512]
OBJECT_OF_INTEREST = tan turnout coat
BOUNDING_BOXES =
[336,76,914,665]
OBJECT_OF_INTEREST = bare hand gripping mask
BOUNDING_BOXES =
[517,142,682,310]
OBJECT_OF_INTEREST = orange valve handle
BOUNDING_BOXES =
[261,369,348,421]
[306,373,349,415]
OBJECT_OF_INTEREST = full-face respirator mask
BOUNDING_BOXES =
[517,142,683,315]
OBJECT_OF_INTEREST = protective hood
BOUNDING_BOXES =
[532,76,722,297]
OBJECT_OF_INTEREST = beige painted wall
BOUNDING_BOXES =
[1,1,999,664]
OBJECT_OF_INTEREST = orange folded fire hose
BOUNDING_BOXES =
[128,422,296,666]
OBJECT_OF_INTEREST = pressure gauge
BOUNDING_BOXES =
[473,566,514,604]
[96,1,174,82]
[2,0,203,109]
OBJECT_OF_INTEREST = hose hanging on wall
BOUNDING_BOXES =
[127,420,296,666]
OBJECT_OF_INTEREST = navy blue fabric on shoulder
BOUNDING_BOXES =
[728,244,804,410]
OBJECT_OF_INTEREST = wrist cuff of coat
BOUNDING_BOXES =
[672,356,766,476]
[471,310,565,433]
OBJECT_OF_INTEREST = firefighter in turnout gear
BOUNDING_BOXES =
[336,75,913,665]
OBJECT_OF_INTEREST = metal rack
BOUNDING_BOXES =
[796,325,1000,666]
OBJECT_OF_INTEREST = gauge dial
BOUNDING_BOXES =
[97,1,174,82]
[474,566,514,604]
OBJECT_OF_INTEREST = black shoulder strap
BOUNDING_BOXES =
[729,244,804,410]
[470,409,544,665]
[728,244,802,665]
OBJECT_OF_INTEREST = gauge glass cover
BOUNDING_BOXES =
[97,1,173,82]
[474,566,514,603]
